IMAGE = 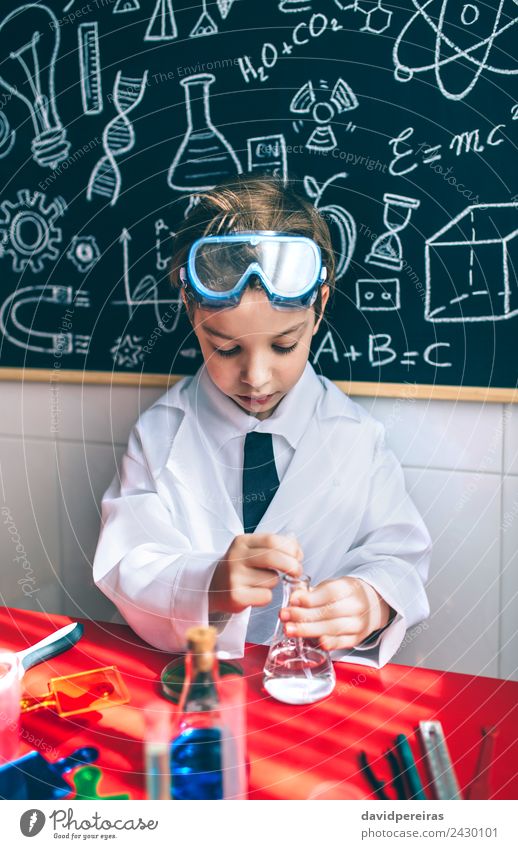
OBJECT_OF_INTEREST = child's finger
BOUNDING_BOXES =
[247,547,302,578]
[290,578,353,609]
[284,616,362,639]
[248,533,303,561]
[279,597,346,623]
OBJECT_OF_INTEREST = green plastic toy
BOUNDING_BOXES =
[72,765,130,800]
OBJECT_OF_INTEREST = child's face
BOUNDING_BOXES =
[185,285,330,419]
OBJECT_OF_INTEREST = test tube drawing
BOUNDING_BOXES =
[365,193,420,271]
[167,73,242,192]
[0,4,71,169]
[87,70,148,206]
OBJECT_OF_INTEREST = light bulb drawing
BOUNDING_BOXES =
[0,110,15,158]
[0,4,71,169]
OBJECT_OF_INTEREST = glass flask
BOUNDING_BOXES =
[170,625,223,800]
[263,574,336,705]
[167,73,242,192]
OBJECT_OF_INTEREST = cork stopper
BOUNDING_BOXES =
[186,626,217,672]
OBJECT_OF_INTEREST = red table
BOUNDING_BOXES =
[1,607,517,800]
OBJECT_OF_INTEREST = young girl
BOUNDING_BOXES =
[93,175,432,669]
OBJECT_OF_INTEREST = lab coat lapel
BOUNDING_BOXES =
[254,386,357,536]
[162,412,243,537]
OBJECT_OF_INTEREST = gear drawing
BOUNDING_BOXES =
[0,189,67,273]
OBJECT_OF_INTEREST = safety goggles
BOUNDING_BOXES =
[179,231,327,310]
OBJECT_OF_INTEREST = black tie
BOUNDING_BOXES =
[242,432,280,533]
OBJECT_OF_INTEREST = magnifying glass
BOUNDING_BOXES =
[21,665,130,717]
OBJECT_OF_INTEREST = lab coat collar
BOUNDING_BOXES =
[192,362,325,452]
[159,361,361,536]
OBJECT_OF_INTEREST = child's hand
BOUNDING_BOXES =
[279,576,392,651]
[209,533,303,615]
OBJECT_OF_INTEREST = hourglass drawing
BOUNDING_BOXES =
[167,73,242,192]
[365,192,420,271]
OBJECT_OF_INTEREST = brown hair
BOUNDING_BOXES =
[168,174,335,321]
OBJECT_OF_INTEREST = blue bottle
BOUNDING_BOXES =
[171,626,223,800]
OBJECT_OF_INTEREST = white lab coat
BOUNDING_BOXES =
[93,366,432,668]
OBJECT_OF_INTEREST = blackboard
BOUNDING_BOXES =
[1,0,517,400]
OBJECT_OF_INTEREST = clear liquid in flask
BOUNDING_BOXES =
[263,638,335,705]
[262,569,336,705]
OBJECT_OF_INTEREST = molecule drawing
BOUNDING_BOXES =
[393,0,518,101]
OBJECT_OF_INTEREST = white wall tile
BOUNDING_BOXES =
[56,441,126,622]
[503,404,518,476]
[0,438,61,611]
[501,476,518,681]
[393,467,501,677]
[0,382,59,439]
[353,396,504,473]
[55,383,139,444]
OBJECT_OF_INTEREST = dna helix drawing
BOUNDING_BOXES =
[87,70,148,206]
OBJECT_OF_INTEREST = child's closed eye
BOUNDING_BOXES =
[215,343,298,358]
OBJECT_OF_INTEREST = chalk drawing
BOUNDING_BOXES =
[66,235,100,273]
[145,0,178,41]
[117,227,184,333]
[110,334,145,368]
[0,285,90,354]
[425,203,518,321]
[190,0,218,37]
[0,111,15,158]
[304,173,356,280]
[0,189,66,273]
[366,193,420,271]
[247,134,288,182]
[114,0,140,12]
[0,4,71,168]
[393,0,518,101]
[154,218,175,271]
[87,71,148,206]
[356,278,401,311]
[168,73,242,191]
[291,78,358,152]
[78,21,103,115]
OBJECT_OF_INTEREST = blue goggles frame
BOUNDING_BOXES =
[179,231,327,310]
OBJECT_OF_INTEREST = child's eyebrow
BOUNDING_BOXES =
[203,321,307,341]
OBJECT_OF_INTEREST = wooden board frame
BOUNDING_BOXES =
[1,368,516,403]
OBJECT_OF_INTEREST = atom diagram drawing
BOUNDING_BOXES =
[392,0,518,101]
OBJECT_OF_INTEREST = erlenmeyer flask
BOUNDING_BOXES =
[167,73,242,191]
[263,574,336,705]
